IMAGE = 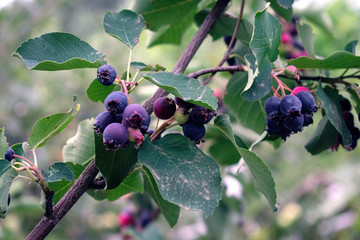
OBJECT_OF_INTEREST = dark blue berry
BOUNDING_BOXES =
[283,115,304,133]
[182,121,206,143]
[340,98,351,111]
[138,209,152,229]
[190,106,216,124]
[8,194,10,206]
[123,104,150,129]
[280,95,302,116]
[223,35,236,49]
[104,91,128,114]
[296,91,317,114]
[174,97,195,110]
[153,97,176,120]
[303,113,314,127]
[93,111,117,134]
[266,115,285,135]
[103,123,128,150]
[5,147,15,161]
[264,96,281,115]
[97,64,117,86]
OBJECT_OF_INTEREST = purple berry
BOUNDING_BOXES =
[93,111,117,134]
[5,147,15,161]
[153,97,176,120]
[190,106,216,124]
[104,91,128,114]
[182,121,206,143]
[264,96,281,115]
[97,64,117,86]
[103,123,128,150]
[266,114,285,135]
[123,104,150,130]
[280,95,302,116]
[296,91,317,114]
[174,97,195,110]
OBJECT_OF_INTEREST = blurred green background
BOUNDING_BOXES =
[1,0,360,239]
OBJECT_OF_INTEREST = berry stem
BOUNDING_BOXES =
[32,149,38,167]
[13,154,36,167]
[127,49,133,83]
[150,117,176,141]
[119,79,132,104]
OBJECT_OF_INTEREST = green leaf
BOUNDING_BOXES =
[107,169,144,201]
[131,62,166,72]
[28,100,80,150]
[103,10,146,49]
[194,11,253,45]
[147,16,193,47]
[242,53,272,101]
[145,72,218,110]
[287,51,360,69]
[0,128,8,159]
[213,115,278,211]
[86,78,118,103]
[243,4,281,100]
[266,0,292,22]
[0,160,18,218]
[344,40,358,54]
[42,162,74,182]
[206,127,248,165]
[316,84,352,147]
[142,167,180,227]
[224,72,267,134]
[48,163,85,204]
[62,119,95,165]
[277,0,294,9]
[132,0,200,47]
[305,116,339,155]
[94,133,138,189]
[13,32,106,70]
[296,21,315,58]
[132,0,199,31]
[250,4,282,62]
[138,134,222,217]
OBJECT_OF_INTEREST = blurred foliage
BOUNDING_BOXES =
[2,0,360,239]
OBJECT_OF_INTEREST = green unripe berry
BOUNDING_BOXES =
[174,107,190,124]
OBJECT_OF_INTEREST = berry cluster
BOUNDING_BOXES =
[331,97,360,151]
[94,65,151,150]
[265,86,317,140]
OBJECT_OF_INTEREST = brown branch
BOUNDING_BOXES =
[26,160,99,240]
[143,0,231,114]
[278,74,358,86]
[187,65,244,79]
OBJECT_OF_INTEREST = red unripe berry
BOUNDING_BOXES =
[292,86,310,95]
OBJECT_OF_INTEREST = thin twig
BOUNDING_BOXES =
[203,0,246,85]
[187,65,244,79]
